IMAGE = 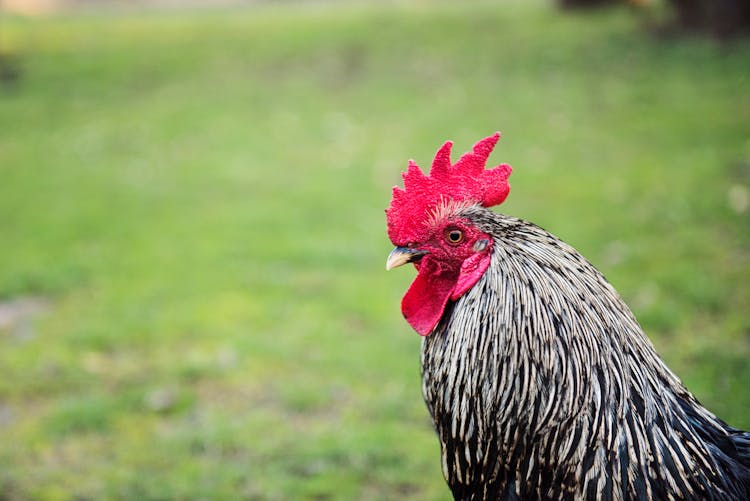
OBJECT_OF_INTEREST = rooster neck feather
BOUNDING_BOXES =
[420,206,750,500]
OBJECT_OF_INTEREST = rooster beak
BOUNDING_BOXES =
[386,246,428,271]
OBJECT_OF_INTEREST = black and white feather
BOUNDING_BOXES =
[420,205,750,500]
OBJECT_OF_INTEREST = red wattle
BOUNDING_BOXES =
[401,260,458,336]
[401,248,493,336]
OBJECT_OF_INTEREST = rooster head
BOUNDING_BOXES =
[385,133,512,335]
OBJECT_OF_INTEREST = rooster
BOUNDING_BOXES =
[385,133,750,500]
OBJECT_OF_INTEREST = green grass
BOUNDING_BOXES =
[0,1,748,499]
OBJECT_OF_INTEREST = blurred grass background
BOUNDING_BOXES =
[0,0,748,499]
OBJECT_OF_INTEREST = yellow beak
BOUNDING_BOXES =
[386,247,428,271]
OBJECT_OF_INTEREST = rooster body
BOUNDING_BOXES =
[386,134,750,500]
[421,207,750,500]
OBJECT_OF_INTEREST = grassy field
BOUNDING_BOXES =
[0,1,748,499]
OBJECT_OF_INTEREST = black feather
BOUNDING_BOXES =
[419,206,750,500]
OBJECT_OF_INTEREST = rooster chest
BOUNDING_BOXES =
[419,287,515,497]
[418,270,586,499]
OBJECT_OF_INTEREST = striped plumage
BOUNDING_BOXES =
[419,205,750,500]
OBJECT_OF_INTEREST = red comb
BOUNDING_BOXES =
[386,133,512,246]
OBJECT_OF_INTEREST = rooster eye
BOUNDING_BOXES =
[445,229,464,245]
